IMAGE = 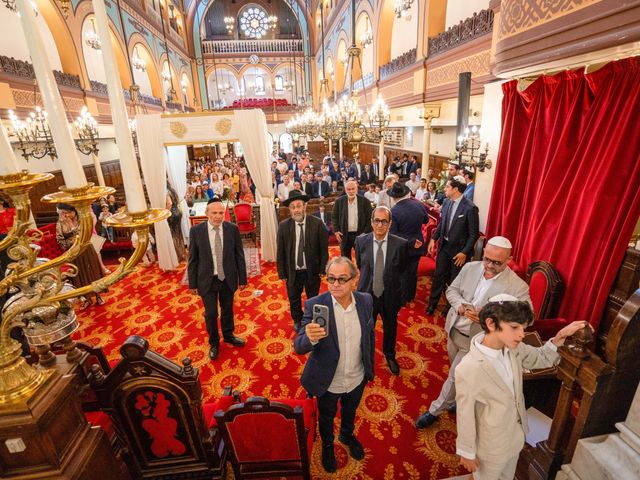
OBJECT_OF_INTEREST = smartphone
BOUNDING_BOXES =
[312,304,330,338]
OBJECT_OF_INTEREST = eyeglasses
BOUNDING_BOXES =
[326,276,353,285]
[372,219,390,225]
[482,256,507,267]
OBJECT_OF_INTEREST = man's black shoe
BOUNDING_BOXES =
[425,305,437,316]
[321,444,337,473]
[386,357,400,375]
[338,435,365,460]
[415,412,439,429]
[208,345,219,361]
[223,336,245,347]
[293,321,301,333]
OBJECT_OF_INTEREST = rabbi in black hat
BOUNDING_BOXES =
[388,181,430,305]
[277,189,329,332]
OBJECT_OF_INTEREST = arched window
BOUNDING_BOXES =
[275,75,284,92]
[255,75,265,94]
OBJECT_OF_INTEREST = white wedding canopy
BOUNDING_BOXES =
[136,110,277,271]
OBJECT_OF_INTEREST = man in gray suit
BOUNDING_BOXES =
[415,236,531,428]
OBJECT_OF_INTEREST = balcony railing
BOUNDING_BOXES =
[0,55,81,89]
[352,72,375,92]
[427,9,494,58]
[379,48,417,81]
[202,39,303,55]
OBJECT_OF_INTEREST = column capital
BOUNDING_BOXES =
[420,104,441,121]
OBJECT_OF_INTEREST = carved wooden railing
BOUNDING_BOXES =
[352,72,375,92]
[90,80,108,95]
[0,55,81,89]
[140,93,162,107]
[427,9,494,57]
[379,48,417,81]
[518,289,640,480]
[165,101,182,111]
[202,38,303,54]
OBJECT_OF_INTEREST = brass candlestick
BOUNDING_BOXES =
[0,178,169,404]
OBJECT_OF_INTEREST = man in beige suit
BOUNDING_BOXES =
[416,236,531,428]
[455,296,588,479]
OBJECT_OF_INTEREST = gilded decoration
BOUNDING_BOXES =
[214,118,233,136]
[169,121,188,138]
[499,0,601,40]
[426,50,491,89]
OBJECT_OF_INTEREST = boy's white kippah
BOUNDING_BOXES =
[488,293,519,303]
[487,236,512,249]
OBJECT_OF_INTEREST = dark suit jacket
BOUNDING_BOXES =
[294,291,375,397]
[300,182,313,196]
[391,198,429,259]
[432,196,479,258]
[355,232,408,310]
[188,221,247,294]
[424,191,444,203]
[312,180,330,198]
[408,161,419,175]
[331,195,373,236]
[312,210,331,232]
[276,215,329,281]
[359,170,373,185]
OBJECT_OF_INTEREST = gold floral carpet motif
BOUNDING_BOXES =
[78,250,467,479]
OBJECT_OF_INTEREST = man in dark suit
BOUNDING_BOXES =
[277,190,329,332]
[389,182,429,305]
[312,172,330,198]
[312,201,331,235]
[188,198,247,360]
[299,173,313,197]
[294,257,375,473]
[331,179,373,259]
[426,177,480,315]
[359,164,373,185]
[355,206,407,375]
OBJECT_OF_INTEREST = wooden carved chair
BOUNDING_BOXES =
[214,396,315,480]
[89,336,231,480]
[526,261,569,340]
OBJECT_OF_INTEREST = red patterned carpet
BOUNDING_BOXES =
[77,248,468,479]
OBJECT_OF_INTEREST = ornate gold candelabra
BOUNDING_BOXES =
[0,172,169,404]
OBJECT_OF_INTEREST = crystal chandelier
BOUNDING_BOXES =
[268,14,278,30]
[131,47,146,72]
[8,107,57,161]
[161,70,171,83]
[74,106,99,156]
[224,16,234,34]
[394,0,414,20]
[85,19,102,51]
[366,95,390,142]
[360,25,372,48]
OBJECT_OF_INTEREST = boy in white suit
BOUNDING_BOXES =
[455,294,589,479]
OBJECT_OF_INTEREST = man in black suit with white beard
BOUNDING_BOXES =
[277,189,329,332]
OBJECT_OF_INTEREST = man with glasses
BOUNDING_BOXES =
[355,207,408,374]
[415,236,531,429]
[332,179,373,259]
[294,257,375,473]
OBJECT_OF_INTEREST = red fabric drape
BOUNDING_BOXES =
[486,57,640,329]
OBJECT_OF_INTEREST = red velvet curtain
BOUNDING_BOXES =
[486,57,640,329]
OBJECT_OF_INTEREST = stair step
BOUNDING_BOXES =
[570,433,640,480]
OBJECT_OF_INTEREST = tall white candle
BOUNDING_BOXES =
[0,123,21,175]
[91,0,147,213]
[15,0,87,188]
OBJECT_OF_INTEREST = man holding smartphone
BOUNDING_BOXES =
[415,236,531,429]
[294,257,375,474]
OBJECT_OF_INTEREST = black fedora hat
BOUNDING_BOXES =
[282,189,310,206]
[387,182,411,198]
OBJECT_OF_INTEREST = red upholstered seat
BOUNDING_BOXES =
[31,224,64,259]
[271,397,317,456]
[233,202,256,245]
[85,410,114,439]
[202,392,240,428]
[526,261,569,340]
[215,396,313,479]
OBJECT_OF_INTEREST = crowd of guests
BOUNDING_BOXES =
[188,149,588,478]
[185,154,255,206]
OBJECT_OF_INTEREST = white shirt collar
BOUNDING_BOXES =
[331,293,356,312]
[373,233,389,244]
[208,222,223,231]
[474,333,509,358]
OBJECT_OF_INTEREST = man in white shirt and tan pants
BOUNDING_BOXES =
[415,236,531,428]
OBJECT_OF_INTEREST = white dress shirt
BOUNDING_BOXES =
[328,294,364,394]
[364,191,378,203]
[415,187,427,201]
[207,222,224,276]
[347,197,358,232]
[277,183,291,201]
[294,218,307,270]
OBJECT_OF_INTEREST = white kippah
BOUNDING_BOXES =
[488,293,519,303]
[487,236,513,249]
[453,175,466,183]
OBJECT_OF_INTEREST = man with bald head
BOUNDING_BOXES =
[415,236,531,429]
[331,179,373,259]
